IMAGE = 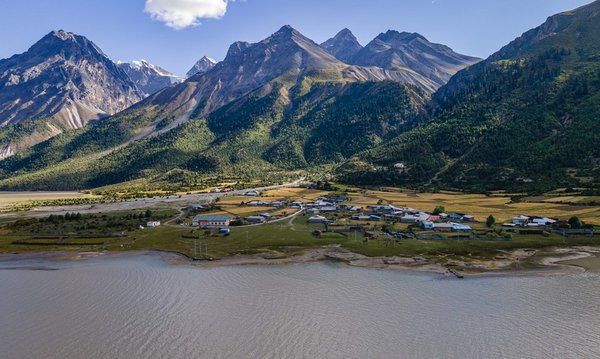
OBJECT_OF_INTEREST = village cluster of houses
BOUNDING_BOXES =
[188,193,480,234]
[301,200,475,233]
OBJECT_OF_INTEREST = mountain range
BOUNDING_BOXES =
[2,1,598,194]
[0,30,143,158]
[338,0,600,193]
[321,29,481,90]
[0,26,476,161]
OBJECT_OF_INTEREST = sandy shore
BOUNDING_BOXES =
[2,246,599,278]
[177,246,450,274]
[162,246,600,277]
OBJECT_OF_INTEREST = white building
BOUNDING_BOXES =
[512,215,530,225]
[308,215,328,224]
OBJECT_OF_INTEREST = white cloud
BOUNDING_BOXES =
[145,0,229,30]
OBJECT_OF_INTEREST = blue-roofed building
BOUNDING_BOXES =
[193,215,231,228]
[451,223,473,232]
[433,222,472,232]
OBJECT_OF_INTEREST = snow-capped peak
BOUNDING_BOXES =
[116,60,184,95]
[186,56,218,78]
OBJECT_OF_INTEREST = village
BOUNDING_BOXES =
[178,187,596,242]
[1,185,599,273]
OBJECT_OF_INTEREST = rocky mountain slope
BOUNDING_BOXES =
[320,28,363,63]
[339,0,600,192]
[350,30,481,90]
[186,56,217,77]
[117,60,182,95]
[0,30,142,127]
[0,25,431,189]
[0,30,143,159]
[134,25,442,122]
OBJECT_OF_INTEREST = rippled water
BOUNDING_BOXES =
[1,253,600,359]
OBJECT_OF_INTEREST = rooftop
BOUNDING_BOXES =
[193,215,230,221]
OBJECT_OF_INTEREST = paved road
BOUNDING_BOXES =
[0,181,304,219]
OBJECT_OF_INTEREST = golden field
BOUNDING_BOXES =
[361,190,600,225]
[1,187,598,225]
[209,188,599,225]
[0,191,98,206]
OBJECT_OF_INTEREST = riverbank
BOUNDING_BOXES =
[184,246,597,277]
[3,245,598,278]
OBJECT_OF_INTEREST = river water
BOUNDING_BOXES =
[1,253,599,358]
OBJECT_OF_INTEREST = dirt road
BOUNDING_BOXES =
[0,181,303,219]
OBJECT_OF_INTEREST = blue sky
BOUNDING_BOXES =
[0,0,593,76]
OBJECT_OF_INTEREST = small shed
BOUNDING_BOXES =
[246,216,266,224]
[421,221,435,230]
[434,223,454,233]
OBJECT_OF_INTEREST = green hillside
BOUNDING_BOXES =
[338,1,600,193]
[3,2,600,193]
[0,80,425,190]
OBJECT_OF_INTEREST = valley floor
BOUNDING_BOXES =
[1,185,599,276]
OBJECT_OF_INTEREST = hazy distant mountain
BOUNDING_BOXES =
[117,60,182,95]
[186,56,217,78]
[320,28,363,63]
[0,30,143,159]
[351,30,481,90]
